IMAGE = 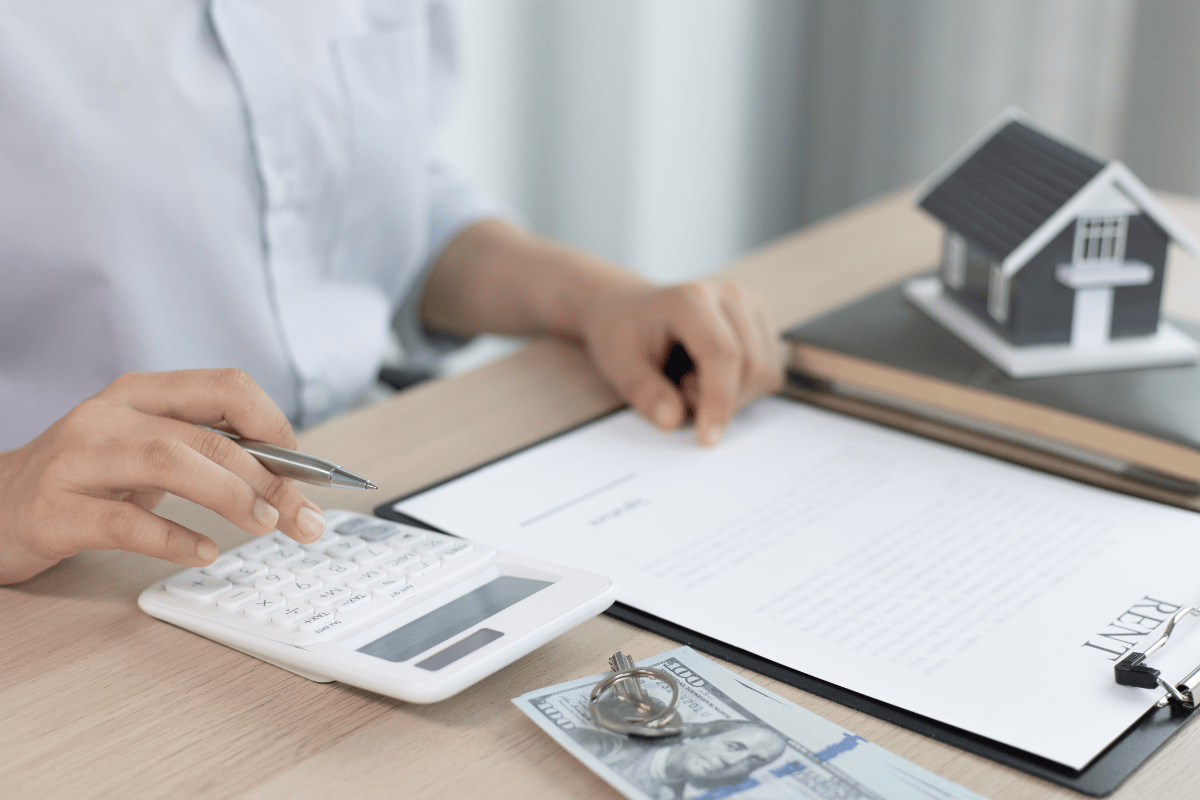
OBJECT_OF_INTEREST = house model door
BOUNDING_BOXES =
[1058,215,1153,348]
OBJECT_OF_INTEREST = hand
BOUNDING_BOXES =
[0,369,326,585]
[582,280,783,445]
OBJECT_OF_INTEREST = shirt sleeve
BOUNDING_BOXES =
[391,0,517,371]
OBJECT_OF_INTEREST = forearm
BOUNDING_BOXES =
[420,219,650,341]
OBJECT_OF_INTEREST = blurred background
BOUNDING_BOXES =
[434,0,1200,371]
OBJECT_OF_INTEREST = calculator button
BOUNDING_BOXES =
[226,561,269,585]
[301,530,342,551]
[291,554,332,575]
[235,539,280,561]
[335,592,372,616]
[406,559,442,578]
[356,523,398,542]
[265,545,305,568]
[311,586,351,608]
[375,579,420,603]
[297,609,336,631]
[354,545,394,566]
[201,555,243,579]
[415,539,455,557]
[269,531,299,546]
[441,542,476,561]
[217,587,260,610]
[371,577,407,596]
[297,610,347,640]
[318,561,360,583]
[165,571,233,602]
[244,595,287,618]
[325,537,366,560]
[282,579,323,600]
[333,517,374,537]
[254,570,296,594]
[386,530,427,549]
[347,569,387,591]
[381,552,422,574]
[272,604,313,627]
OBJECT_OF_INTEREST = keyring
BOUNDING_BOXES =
[589,656,684,738]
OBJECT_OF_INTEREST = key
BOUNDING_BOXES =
[265,545,305,568]
[371,577,407,597]
[311,586,351,608]
[387,529,427,549]
[272,603,313,628]
[356,523,398,542]
[282,579,323,600]
[415,538,456,557]
[334,592,372,616]
[301,529,341,552]
[406,559,441,578]
[325,537,366,561]
[347,569,387,590]
[244,595,287,618]
[166,571,233,602]
[381,552,422,574]
[217,587,260,610]
[297,609,337,632]
[354,545,394,566]
[318,561,360,584]
[201,555,243,579]
[235,539,280,562]
[291,554,332,576]
[374,579,419,604]
[254,570,296,594]
[441,542,475,561]
[333,517,374,537]
[226,561,269,585]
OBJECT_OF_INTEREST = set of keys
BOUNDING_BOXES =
[588,651,684,738]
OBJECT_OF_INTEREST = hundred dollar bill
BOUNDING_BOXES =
[514,647,984,800]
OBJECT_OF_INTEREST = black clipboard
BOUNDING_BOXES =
[374,406,1199,797]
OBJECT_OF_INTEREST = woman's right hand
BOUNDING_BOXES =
[0,369,327,585]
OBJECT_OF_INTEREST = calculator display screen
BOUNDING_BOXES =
[356,576,551,665]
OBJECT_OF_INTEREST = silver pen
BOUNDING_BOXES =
[201,426,378,490]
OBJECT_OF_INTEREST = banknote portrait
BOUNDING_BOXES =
[570,719,787,800]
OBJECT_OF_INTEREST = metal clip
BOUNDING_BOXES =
[1113,607,1200,709]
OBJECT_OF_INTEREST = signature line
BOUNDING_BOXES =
[519,473,638,527]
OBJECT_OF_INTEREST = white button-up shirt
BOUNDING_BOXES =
[0,0,498,449]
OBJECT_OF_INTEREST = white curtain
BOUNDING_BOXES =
[440,0,1196,285]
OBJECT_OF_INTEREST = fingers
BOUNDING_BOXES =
[598,338,690,432]
[91,496,219,567]
[668,285,743,446]
[104,369,297,449]
[651,283,783,446]
[77,435,281,538]
[167,422,325,544]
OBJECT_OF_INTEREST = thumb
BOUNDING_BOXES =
[606,355,689,431]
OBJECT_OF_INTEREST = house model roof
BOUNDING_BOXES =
[915,110,1200,274]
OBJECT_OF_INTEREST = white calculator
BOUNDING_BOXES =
[138,509,616,703]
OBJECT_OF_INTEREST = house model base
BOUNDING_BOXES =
[904,275,1200,378]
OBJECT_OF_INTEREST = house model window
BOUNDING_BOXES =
[905,111,1200,378]
[1074,216,1128,262]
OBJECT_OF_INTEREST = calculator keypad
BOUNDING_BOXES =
[157,514,492,647]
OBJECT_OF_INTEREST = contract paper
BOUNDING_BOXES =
[393,397,1200,770]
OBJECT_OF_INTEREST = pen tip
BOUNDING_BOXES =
[366,481,378,491]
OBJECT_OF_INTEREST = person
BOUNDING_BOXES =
[573,719,787,799]
[0,1,782,586]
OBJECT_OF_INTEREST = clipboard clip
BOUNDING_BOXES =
[1114,607,1200,709]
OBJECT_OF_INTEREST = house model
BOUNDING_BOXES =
[905,111,1200,378]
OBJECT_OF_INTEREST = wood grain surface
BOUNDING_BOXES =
[4,189,1200,800]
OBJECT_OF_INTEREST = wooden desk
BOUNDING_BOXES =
[6,190,1200,800]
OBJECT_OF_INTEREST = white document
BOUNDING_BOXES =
[393,396,1200,770]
